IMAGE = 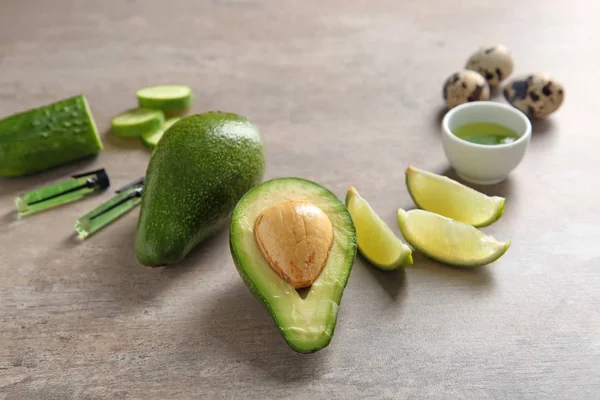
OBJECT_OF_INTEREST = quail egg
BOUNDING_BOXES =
[503,73,564,118]
[443,70,490,109]
[465,45,514,87]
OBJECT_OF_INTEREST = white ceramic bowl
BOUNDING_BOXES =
[441,101,532,185]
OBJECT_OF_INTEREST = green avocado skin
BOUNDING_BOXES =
[134,112,265,267]
[0,95,103,177]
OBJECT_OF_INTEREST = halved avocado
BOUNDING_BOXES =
[229,177,357,353]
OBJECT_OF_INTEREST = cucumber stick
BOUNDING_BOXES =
[111,109,165,137]
[141,118,181,148]
[136,85,193,112]
[0,95,103,177]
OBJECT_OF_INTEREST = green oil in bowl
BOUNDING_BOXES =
[453,122,519,145]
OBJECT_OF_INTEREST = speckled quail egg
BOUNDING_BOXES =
[442,70,490,109]
[465,45,515,87]
[503,73,564,118]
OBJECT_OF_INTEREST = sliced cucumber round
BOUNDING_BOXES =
[141,118,181,148]
[136,85,193,112]
[111,108,165,137]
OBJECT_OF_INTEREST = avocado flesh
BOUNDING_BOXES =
[135,112,265,267]
[230,178,357,353]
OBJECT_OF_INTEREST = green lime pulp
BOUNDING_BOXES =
[453,122,519,145]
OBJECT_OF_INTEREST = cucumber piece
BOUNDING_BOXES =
[136,85,193,112]
[111,108,165,137]
[141,118,181,148]
[0,94,103,177]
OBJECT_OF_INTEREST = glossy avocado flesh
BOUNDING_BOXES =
[229,178,357,353]
[135,112,265,267]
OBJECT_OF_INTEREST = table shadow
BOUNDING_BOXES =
[0,156,99,196]
[431,106,447,134]
[195,280,327,383]
[437,166,513,198]
[102,128,146,152]
[1,209,18,223]
[528,117,558,148]
[530,117,555,136]
[360,255,407,301]
[408,253,495,289]
[489,85,502,99]
[50,217,228,314]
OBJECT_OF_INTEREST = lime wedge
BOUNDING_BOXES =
[141,118,181,148]
[345,187,413,270]
[111,108,165,137]
[136,85,193,112]
[406,166,505,227]
[397,208,510,267]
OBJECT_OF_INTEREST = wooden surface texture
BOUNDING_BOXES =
[1,0,599,399]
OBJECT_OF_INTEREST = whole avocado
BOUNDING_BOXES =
[135,112,265,267]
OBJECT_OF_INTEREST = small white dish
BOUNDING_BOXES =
[441,101,532,185]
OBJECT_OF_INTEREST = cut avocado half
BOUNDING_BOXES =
[229,177,357,353]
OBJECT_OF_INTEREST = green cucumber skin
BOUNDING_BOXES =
[0,95,103,177]
[137,95,193,112]
[111,111,165,137]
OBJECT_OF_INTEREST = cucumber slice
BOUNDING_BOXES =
[111,109,165,137]
[141,118,181,148]
[136,85,193,112]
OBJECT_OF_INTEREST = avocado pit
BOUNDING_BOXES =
[254,200,334,289]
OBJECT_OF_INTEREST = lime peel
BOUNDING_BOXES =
[397,208,510,268]
[345,187,413,270]
[406,166,505,227]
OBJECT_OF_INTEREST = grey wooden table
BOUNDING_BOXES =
[1,1,599,399]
